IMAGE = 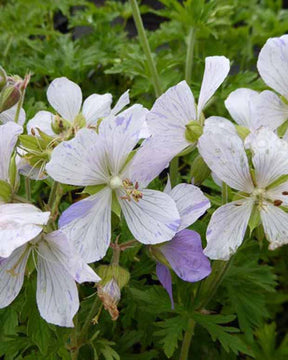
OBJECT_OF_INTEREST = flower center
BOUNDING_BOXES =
[252,188,265,208]
[109,176,123,189]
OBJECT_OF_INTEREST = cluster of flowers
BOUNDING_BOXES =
[1,34,288,327]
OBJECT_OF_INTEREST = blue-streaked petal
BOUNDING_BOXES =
[59,187,112,263]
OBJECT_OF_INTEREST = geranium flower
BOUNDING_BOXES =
[226,87,288,132]
[256,35,288,129]
[27,77,130,137]
[0,230,100,327]
[198,117,288,260]
[131,56,230,186]
[153,179,211,307]
[0,203,50,257]
[0,122,22,185]
[46,106,180,263]
[0,102,25,126]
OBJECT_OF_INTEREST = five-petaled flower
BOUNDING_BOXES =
[46,106,181,263]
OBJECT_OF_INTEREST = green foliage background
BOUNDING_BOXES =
[0,0,288,359]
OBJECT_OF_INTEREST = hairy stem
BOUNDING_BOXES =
[129,0,162,97]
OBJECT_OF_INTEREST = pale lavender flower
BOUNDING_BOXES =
[46,106,180,263]
[155,179,211,307]
[26,77,130,137]
[0,230,100,327]
[131,56,230,185]
[198,116,288,260]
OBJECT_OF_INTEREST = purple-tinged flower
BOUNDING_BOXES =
[46,106,180,263]
[198,116,288,260]
[153,180,211,307]
[0,230,100,327]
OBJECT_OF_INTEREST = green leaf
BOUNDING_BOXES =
[84,183,106,195]
[154,316,187,358]
[112,191,121,217]
[0,180,12,202]
[266,174,288,190]
[192,313,253,356]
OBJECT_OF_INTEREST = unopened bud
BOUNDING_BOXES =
[51,115,71,135]
[0,67,7,90]
[190,155,211,185]
[185,121,203,143]
[0,85,21,112]
[98,278,121,321]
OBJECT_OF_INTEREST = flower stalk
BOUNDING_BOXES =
[129,0,162,97]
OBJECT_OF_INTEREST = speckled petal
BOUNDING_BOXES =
[59,187,112,263]
[46,128,109,186]
[204,199,253,260]
[0,245,30,308]
[198,117,254,193]
[0,203,50,258]
[118,188,180,245]
[257,35,288,98]
[41,230,100,283]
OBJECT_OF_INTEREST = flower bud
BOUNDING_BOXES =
[51,115,71,135]
[98,278,121,321]
[190,155,211,185]
[185,121,203,143]
[96,264,130,289]
[0,85,21,112]
[0,67,7,91]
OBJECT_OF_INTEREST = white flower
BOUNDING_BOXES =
[46,106,180,263]
[0,230,100,327]
[0,203,50,257]
[132,56,230,186]
[198,117,288,260]
[26,77,130,137]
[256,35,288,130]
[0,122,22,185]
[0,102,26,126]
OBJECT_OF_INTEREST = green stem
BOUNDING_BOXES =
[179,318,196,360]
[169,157,179,187]
[79,297,101,345]
[3,37,13,59]
[185,28,196,84]
[48,181,59,210]
[196,259,233,310]
[221,182,229,205]
[129,0,162,97]
[25,178,31,202]
[14,92,24,124]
